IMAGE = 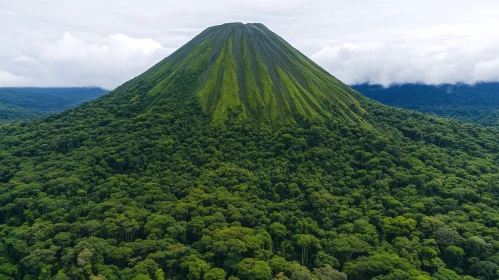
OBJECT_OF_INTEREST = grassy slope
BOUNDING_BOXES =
[106,23,369,126]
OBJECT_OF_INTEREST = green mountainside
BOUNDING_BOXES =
[1,23,499,280]
[0,87,108,123]
[112,23,366,125]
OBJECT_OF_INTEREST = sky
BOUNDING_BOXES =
[2,0,499,89]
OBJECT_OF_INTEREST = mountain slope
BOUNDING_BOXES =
[0,87,108,123]
[1,23,499,280]
[111,23,367,125]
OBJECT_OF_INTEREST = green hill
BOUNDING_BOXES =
[0,87,108,123]
[112,23,366,125]
[1,23,499,280]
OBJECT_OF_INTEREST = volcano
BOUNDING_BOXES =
[110,23,367,125]
[1,23,498,280]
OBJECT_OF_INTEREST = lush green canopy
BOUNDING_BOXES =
[2,95,499,279]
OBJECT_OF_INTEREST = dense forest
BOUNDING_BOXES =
[352,83,499,127]
[2,23,499,280]
[0,88,107,123]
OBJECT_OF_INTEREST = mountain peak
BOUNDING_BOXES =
[116,23,368,125]
[207,22,268,30]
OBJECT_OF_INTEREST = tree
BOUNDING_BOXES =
[134,259,160,278]
[343,253,415,279]
[269,222,287,248]
[21,247,57,276]
[0,261,17,279]
[293,234,321,266]
[433,268,461,280]
[134,274,152,280]
[288,264,312,280]
[180,254,211,280]
[470,261,499,280]
[155,269,165,280]
[372,269,410,280]
[77,248,94,276]
[238,258,272,280]
[420,239,444,272]
[53,271,69,280]
[312,267,347,280]
[84,220,102,237]
[465,236,493,258]
[433,227,462,249]
[442,246,465,268]
[330,234,372,262]
[382,216,417,239]
[144,214,176,238]
[204,268,227,280]
[90,275,107,280]
[273,272,289,279]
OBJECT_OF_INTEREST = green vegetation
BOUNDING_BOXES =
[119,22,367,125]
[0,87,107,123]
[352,83,499,127]
[1,23,499,280]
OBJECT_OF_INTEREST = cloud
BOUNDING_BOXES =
[40,33,164,65]
[34,33,170,89]
[2,32,171,89]
[0,11,15,16]
[14,55,37,64]
[2,0,499,88]
[0,70,31,86]
[311,39,499,86]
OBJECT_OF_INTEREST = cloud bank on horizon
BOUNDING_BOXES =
[2,0,499,89]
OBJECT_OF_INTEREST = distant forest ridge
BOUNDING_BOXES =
[352,82,499,127]
[0,87,108,123]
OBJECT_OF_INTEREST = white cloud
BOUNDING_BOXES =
[312,39,499,86]
[40,33,164,65]
[0,70,31,86]
[0,11,15,16]
[2,0,499,87]
[14,55,37,64]
[473,56,499,83]
[5,32,171,89]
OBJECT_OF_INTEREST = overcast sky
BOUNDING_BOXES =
[2,0,499,89]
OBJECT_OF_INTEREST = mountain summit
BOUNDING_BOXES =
[116,23,367,125]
